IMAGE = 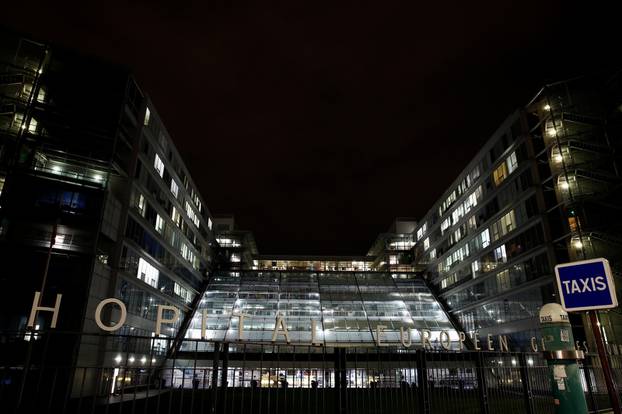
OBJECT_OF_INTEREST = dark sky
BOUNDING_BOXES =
[2,2,620,255]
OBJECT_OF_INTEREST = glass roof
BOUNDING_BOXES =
[185,270,459,348]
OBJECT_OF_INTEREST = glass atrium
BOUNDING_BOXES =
[184,270,459,348]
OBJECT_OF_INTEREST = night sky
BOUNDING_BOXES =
[1,2,620,255]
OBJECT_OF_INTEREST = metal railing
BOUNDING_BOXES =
[0,330,617,413]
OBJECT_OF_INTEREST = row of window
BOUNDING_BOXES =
[444,253,550,310]
[125,216,203,283]
[422,149,526,275]
[457,286,547,333]
[439,185,484,237]
[118,279,185,329]
[440,221,545,292]
[145,107,211,233]
[416,223,427,241]
[123,245,197,304]
[136,190,203,269]
[438,208,516,277]
[419,146,522,267]
[438,166,481,218]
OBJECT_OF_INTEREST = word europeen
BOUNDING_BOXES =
[27,291,545,352]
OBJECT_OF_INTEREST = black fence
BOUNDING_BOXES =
[0,331,620,413]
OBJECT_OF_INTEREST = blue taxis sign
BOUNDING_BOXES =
[555,258,618,312]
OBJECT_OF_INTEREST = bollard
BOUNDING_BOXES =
[539,303,588,414]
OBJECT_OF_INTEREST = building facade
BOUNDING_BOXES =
[411,72,622,349]
[0,32,217,376]
[1,31,621,402]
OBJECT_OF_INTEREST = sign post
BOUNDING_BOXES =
[555,258,621,414]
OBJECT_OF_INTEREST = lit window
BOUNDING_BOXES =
[23,84,46,103]
[471,260,480,276]
[494,245,507,262]
[155,214,164,233]
[493,162,508,186]
[571,237,585,250]
[208,218,213,231]
[492,152,518,186]
[497,269,510,291]
[185,201,200,228]
[423,237,430,250]
[467,216,477,230]
[154,154,164,177]
[557,175,576,191]
[506,152,518,174]
[144,107,151,126]
[137,194,146,216]
[174,282,192,303]
[170,180,179,197]
[480,229,490,248]
[389,255,399,265]
[137,257,159,288]
[171,206,181,227]
[14,113,38,133]
[231,253,241,263]
[551,145,569,164]
[416,223,427,240]
[501,210,516,233]
[545,120,561,137]
[491,210,516,241]
[429,249,436,260]
[180,243,199,271]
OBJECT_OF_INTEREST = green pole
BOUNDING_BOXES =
[539,303,588,414]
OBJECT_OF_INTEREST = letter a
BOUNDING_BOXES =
[271,314,290,343]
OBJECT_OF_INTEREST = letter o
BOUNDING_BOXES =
[95,298,127,332]
[439,330,451,350]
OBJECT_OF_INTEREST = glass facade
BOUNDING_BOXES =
[184,271,459,348]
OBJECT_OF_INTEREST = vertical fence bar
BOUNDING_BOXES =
[416,349,430,414]
[210,342,221,414]
[475,352,490,414]
[334,347,346,414]
[519,353,535,414]
[581,359,597,412]
[220,343,229,414]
